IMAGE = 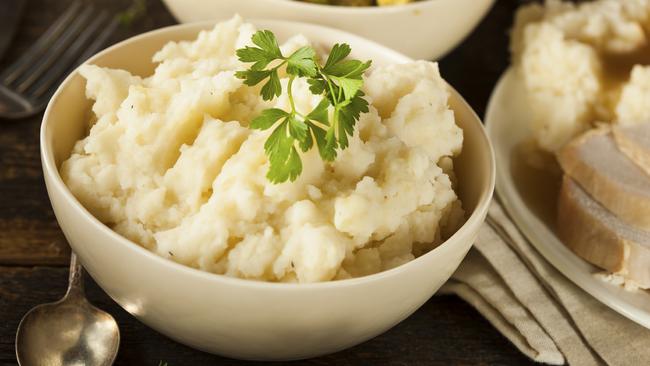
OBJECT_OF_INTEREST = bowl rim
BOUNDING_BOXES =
[256,0,438,13]
[41,19,495,290]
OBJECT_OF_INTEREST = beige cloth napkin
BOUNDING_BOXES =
[439,201,650,366]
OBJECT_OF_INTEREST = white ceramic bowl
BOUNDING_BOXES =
[161,0,494,61]
[41,20,495,361]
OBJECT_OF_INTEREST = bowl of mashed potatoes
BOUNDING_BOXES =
[41,17,494,360]
[161,0,495,60]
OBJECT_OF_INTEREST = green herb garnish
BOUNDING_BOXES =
[236,31,371,183]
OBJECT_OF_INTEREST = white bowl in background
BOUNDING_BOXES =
[160,0,494,60]
[41,20,495,360]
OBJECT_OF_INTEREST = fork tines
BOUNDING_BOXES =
[0,0,118,118]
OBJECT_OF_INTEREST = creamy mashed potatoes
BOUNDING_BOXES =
[61,17,464,283]
[512,0,650,152]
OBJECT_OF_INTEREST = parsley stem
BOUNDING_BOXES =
[318,67,339,105]
[317,66,341,137]
[332,105,340,138]
[287,75,297,115]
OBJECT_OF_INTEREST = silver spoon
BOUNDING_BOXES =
[15,253,120,366]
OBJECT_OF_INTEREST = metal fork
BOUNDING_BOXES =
[0,1,118,120]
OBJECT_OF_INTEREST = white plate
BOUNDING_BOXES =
[485,68,650,329]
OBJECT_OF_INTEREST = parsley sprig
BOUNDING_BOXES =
[235,30,371,183]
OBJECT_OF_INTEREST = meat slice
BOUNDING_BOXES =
[557,177,650,289]
[613,122,650,176]
[557,127,650,230]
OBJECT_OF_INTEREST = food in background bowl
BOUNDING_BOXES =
[60,16,465,283]
[298,0,419,6]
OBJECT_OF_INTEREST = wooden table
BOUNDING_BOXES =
[0,0,540,365]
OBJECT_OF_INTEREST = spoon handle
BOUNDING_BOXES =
[65,252,86,300]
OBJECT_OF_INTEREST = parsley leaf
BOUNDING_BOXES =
[250,108,289,130]
[264,121,302,183]
[286,46,317,77]
[330,76,363,101]
[288,114,308,141]
[307,78,327,95]
[337,92,369,149]
[325,58,371,101]
[235,69,271,86]
[251,30,282,59]
[324,43,351,69]
[306,98,330,125]
[323,127,339,161]
[325,59,371,78]
[236,46,273,70]
[299,124,314,152]
[313,123,337,161]
[260,70,282,101]
[235,30,282,72]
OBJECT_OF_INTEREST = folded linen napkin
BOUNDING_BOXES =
[440,201,650,366]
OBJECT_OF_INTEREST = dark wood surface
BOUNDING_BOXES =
[0,0,539,365]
